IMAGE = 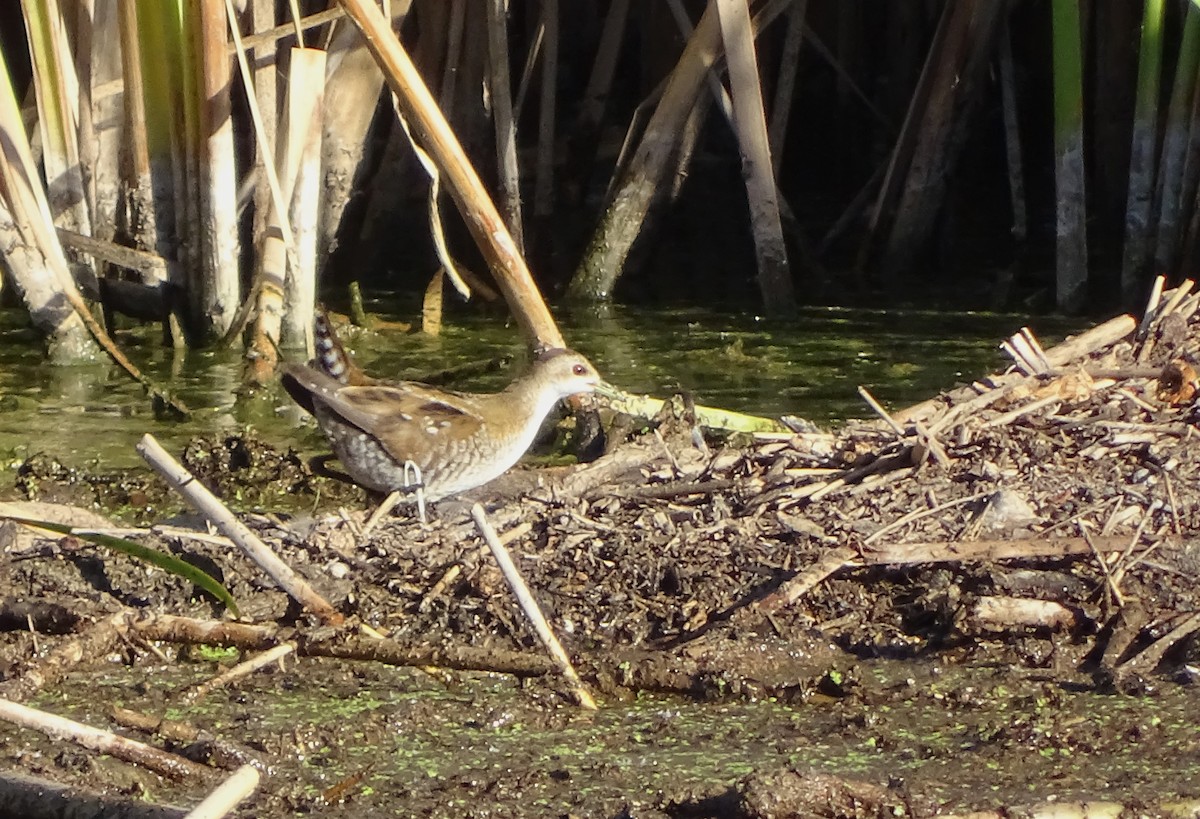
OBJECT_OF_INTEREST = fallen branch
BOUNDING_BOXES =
[863,533,1138,565]
[183,764,259,819]
[129,613,554,677]
[0,611,126,702]
[184,643,296,703]
[0,697,212,781]
[472,504,597,709]
[137,434,343,626]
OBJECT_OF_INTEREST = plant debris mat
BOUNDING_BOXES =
[3,287,1200,817]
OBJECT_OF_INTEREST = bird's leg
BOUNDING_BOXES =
[357,462,427,542]
[403,461,427,524]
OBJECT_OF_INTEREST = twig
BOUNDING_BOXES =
[228,7,344,52]
[981,395,1061,429]
[0,697,212,781]
[471,504,597,709]
[137,434,343,626]
[912,420,950,467]
[183,764,260,819]
[1078,522,1124,607]
[419,564,463,612]
[863,492,989,546]
[857,386,905,436]
[184,643,297,703]
[130,613,554,677]
[1019,327,1051,372]
[864,533,1132,565]
[0,611,126,702]
[896,314,1137,427]
[1137,274,1165,338]
[752,546,858,615]
[1119,612,1200,676]
[111,706,265,771]
[1156,279,1194,325]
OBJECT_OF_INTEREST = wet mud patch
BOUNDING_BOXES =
[5,658,1199,817]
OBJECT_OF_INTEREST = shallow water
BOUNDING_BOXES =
[0,304,1079,475]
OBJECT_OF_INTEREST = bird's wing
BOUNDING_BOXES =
[280,363,336,415]
[322,383,486,463]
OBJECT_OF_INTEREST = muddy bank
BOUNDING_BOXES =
[2,294,1200,816]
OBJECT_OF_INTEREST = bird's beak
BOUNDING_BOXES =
[593,380,622,400]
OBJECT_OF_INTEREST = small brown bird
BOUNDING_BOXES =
[281,313,604,503]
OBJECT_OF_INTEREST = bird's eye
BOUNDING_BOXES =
[572,364,587,376]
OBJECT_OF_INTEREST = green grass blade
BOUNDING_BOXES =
[3,516,239,616]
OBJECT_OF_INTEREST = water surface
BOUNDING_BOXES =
[0,305,1080,475]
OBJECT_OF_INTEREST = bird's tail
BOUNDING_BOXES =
[314,307,372,386]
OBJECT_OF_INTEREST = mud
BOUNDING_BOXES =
[2,303,1200,817]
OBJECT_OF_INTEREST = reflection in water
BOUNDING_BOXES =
[0,305,1080,472]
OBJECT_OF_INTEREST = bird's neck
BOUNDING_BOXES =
[491,368,562,440]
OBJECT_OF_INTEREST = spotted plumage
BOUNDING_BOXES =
[282,311,603,502]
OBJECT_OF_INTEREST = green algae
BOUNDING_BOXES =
[11,658,1198,817]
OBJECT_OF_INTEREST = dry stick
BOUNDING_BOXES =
[1114,386,1158,413]
[24,613,40,655]
[1176,289,1200,322]
[857,386,905,436]
[752,546,859,615]
[924,380,1024,437]
[184,643,297,703]
[231,7,343,52]
[998,339,1032,375]
[471,505,597,710]
[1109,507,1155,589]
[1136,274,1167,338]
[336,0,565,349]
[895,313,1139,426]
[131,613,554,677]
[1020,327,1052,371]
[912,419,950,467]
[1165,279,1200,311]
[980,394,1062,429]
[1007,329,1042,374]
[1141,279,1195,365]
[1120,612,1200,675]
[865,533,1132,566]
[0,611,126,702]
[1078,523,1125,607]
[183,764,260,819]
[1162,470,1183,536]
[113,703,265,772]
[862,492,989,546]
[57,227,170,280]
[420,564,463,612]
[1006,330,1045,374]
[0,697,212,781]
[137,434,343,626]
